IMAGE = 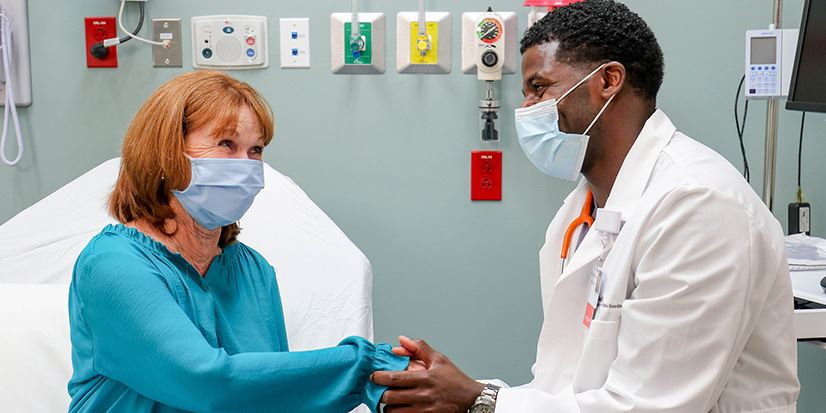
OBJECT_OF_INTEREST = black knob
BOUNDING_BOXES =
[202,48,213,59]
[481,50,499,68]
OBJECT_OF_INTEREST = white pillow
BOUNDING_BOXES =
[0,283,72,412]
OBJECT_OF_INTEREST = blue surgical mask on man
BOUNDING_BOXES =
[514,63,616,181]
[173,156,265,230]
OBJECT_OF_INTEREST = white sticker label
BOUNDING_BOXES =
[800,207,811,233]
[160,32,174,40]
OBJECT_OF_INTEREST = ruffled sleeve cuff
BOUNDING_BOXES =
[339,336,409,413]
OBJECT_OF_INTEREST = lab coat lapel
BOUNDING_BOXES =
[603,109,676,214]
[556,109,676,284]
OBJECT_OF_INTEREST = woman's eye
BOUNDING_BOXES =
[218,140,233,148]
[251,146,264,155]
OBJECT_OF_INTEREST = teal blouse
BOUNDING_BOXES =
[67,224,406,412]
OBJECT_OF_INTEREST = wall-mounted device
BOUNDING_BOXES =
[331,12,386,74]
[461,10,517,75]
[745,28,798,99]
[475,9,505,82]
[396,10,451,74]
[0,0,30,167]
[191,15,268,70]
[279,18,310,69]
[0,0,30,106]
[470,8,509,142]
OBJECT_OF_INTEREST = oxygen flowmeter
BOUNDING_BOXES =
[476,7,505,142]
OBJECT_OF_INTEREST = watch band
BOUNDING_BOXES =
[469,383,501,412]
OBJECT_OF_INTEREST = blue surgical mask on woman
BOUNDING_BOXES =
[173,156,265,230]
[514,63,616,181]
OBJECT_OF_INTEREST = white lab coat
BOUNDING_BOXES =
[495,110,800,412]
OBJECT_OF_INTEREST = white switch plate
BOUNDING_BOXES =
[0,0,31,107]
[279,18,310,68]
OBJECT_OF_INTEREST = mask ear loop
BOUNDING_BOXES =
[583,92,617,136]
[557,63,608,105]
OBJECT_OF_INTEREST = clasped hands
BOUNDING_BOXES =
[371,336,485,413]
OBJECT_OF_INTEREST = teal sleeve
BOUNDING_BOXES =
[74,247,408,413]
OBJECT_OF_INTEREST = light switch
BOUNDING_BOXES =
[280,18,310,68]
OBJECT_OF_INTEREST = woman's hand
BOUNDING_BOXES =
[373,336,484,413]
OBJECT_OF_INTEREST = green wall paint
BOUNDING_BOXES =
[2,1,824,410]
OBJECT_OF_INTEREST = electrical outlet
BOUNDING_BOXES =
[152,18,182,67]
[85,17,118,68]
[471,150,502,201]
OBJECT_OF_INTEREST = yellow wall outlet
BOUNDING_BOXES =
[396,11,451,74]
[410,22,439,64]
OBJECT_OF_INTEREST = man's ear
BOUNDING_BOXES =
[600,61,626,98]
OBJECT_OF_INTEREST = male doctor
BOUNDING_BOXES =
[372,1,800,412]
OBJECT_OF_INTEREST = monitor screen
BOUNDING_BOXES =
[787,0,826,112]
[750,37,777,65]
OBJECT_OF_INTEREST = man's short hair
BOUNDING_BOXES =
[520,0,664,102]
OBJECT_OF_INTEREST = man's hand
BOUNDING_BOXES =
[372,336,484,413]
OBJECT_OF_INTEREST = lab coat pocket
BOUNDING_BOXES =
[572,320,620,392]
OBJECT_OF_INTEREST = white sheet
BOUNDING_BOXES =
[0,158,374,412]
[0,283,72,410]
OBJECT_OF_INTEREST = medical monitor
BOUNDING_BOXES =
[786,0,826,112]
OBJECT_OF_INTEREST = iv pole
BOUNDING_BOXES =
[762,0,782,211]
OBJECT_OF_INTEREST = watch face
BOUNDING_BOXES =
[471,406,495,413]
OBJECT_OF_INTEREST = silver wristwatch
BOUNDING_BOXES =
[469,383,501,413]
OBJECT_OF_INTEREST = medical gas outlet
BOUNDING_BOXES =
[475,10,504,81]
[476,8,505,142]
[331,12,386,74]
[461,10,517,75]
[396,11,451,74]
